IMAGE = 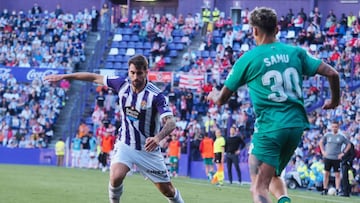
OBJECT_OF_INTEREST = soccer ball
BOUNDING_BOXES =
[327,187,336,196]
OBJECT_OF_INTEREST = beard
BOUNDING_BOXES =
[132,79,145,90]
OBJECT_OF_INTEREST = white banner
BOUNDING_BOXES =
[179,74,204,89]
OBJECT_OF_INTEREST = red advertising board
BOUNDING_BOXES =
[148,71,172,83]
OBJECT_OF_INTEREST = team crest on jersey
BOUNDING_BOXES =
[140,100,147,110]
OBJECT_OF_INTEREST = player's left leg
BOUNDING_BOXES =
[135,147,184,202]
[270,177,290,203]
[154,182,184,203]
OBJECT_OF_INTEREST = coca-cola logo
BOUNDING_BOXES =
[27,69,60,80]
[0,67,64,82]
[0,68,11,80]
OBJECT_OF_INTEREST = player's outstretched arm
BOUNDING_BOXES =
[316,62,340,109]
[44,72,105,85]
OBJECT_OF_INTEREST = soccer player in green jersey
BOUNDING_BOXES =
[207,7,340,203]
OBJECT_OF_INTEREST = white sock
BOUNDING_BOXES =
[109,182,123,203]
[167,188,184,203]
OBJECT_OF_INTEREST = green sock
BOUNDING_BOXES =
[278,196,291,203]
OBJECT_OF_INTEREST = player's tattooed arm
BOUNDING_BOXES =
[145,115,176,152]
[156,115,176,141]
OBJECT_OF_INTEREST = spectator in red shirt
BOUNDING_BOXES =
[330,47,341,64]
[153,55,165,71]
[202,82,213,94]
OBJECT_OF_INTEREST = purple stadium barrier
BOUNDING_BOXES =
[0,147,56,166]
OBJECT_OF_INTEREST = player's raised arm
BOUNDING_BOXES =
[44,72,105,85]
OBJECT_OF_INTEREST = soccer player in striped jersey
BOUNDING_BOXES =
[208,7,340,203]
[44,55,184,203]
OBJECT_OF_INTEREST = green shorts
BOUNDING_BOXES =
[203,158,213,165]
[249,127,303,176]
[169,156,179,164]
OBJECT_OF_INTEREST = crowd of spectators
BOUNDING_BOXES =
[0,3,91,72]
[0,76,69,148]
[0,2,97,149]
[110,7,198,71]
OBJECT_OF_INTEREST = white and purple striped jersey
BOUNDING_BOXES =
[103,76,173,150]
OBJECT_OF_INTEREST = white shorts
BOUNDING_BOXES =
[72,150,81,159]
[111,142,170,183]
[89,151,97,158]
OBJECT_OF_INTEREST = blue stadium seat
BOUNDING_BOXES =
[233,43,241,51]
[144,42,152,49]
[111,42,119,48]
[143,49,150,57]
[117,70,128,78]
[169,50,178,58]
[124,28,132,35]
[130,35,139,42]
[114,62,122,69]
[122,35,130,41]
[105,62,114,69]
[201,50,209,58]
[175,43,184,51]
[173,37,182,43]
[106,55,115,62]
[135,49,144,55]
[168,43,176,50]
[165,57,172,64]
[195,50,201,58]
[118,48,126,56]
[214,37,222,45]
[123,55,130,62]
[118,64,128,71]
[213,29,221,37]
[119,41,127,48]
[172,29,184,37]
[135,42,144,49]
[114,55,122,62]
[127,41,136,48]
[210,50,217,58]
[114,28,123,34]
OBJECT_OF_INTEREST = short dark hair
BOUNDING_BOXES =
[249,7,278,35]
[128,55,148,71]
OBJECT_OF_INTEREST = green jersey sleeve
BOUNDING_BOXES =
[224,54,252,92]
[299,47,322,76]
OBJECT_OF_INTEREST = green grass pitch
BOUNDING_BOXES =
[0,164,358,203]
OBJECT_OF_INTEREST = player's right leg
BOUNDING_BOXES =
[109,142,133,203]
[109,163,130,203]
[248,154,273,203]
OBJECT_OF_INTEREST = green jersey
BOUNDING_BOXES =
[225,42,321,133]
